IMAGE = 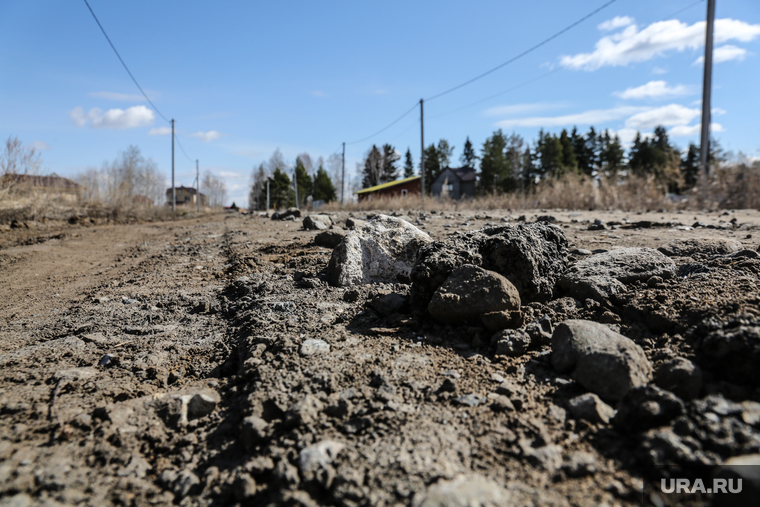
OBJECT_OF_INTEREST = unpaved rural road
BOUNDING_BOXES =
[1,208,759,506]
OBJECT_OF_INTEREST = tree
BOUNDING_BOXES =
[505,133,525,191]
[202,171,227,207]
[598,130,624,178]
[480,130,515,194]
[326,153,343,201]
[437,139,454,167]
[1,136,43,197]
[628,126,681,193]
[105,145,163,205]
[403,148,415,178]
[270,167,291,209]
[534,130,564,179]
[362,145,383,188]
[294,157,312,207]
[681,143,700,189]
[460,137,478,167]
[249,163,267,210]
[559,129,578,173]
[312,166,337,202]
[421,143,442,194]
[380,144,399,183]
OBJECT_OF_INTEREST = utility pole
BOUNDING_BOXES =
[420,99,425,204]
[341,142,345,205]
[171,119,176,212]
[700,0,716,175]
[294,168,299,209]
[266,179,270,211]
[196,159,200,211]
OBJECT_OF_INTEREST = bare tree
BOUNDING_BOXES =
[202,171,227,207]
[248,163,268,210]
[327,153,343,200]
[100,145,163,206]
[0,136,43,198]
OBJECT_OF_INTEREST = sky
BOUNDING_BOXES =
[1,0,759,206]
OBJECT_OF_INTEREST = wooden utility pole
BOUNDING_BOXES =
[341,142,345,205]
[700,0,716,175]
[196,159,200,211]
[420,99,425,204]
[171,119,176,211]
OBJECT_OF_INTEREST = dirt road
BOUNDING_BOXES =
[1,208,759,506]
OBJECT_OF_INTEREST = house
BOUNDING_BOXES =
[1,173,80,202]
[165,186,207,206]
[431,166,476,200]
[355,176,420,202]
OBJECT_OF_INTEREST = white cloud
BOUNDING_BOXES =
[148,126,172,136]
[494,106,647,128]
[70,105,155,129]
[694,44,748,64]
[219,171,241,178]
[670,123,724,137]
[712,107,727,116]
[624,104,701,129]
[189,130,225,142]
[615,128,647,145]
[484,102,567,117]
[88,91,147,102]
[561,18,760,71]
[31,140,50,151]
[598,16,634,32]
[614,80,692,99]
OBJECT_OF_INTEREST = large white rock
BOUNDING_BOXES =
[327,215,431,286]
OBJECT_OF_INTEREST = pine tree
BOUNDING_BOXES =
[571,127,593,177]
[437,139,454,167]
[681,143,700,189]
[598,130,624,178]
[585,127,600,175]
[505,133,525,189]
[403,148,415,178]
[361,145,382,188]
[312,165,337,202]
[559,129,577,174]
[294,157,312,207]
[460,137,478,167]
[535,129,564,179]
[380,144,399,183]
[480,130,514,194]
[421,144,441,194]
[271,167,291,209]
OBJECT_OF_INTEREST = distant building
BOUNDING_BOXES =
[132,195,154,206]
[355,176,421,202]
[430,166,476,200]
[166,186,206,206]
[2,173,79,191]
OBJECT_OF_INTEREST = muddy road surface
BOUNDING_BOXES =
[1,209,759,506]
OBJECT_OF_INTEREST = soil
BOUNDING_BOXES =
[1,208,759,506]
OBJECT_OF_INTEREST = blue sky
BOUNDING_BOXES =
[1,0,759,206]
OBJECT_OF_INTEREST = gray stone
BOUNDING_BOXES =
[286,394,324,427]
[345,217,366,229]
[412,474,509,507]
[654,357,703,400]
[525,315,553,346]
[453,393,487,407]
[480,310,522,332]
[494,329,531,356]
[612,385,684,432]
[559,247,676,286]
[567,393,615,424]
[172,469,200,498]
[186,392,218,419]
[369,293,408,316]
[487,393,515,412]
[551,320,652,402]
[299,440,345,485]
[303,214,333,230]
[562,452,598,477]
[300,339,330,356]
[411,222,568,306]
[314,230,345,249]
[240,416,269,449]
[271,208,301,220]
[428,265,521,326]
[327,215,432,286]
[742,401,760,426]
[521,441,563,471]
[692,324,760,385]
[557,275,627,304]
[658,238,742,257]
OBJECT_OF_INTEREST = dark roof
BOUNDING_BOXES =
[453,166,476,182]
[166,186,201,195]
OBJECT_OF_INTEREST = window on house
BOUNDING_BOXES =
[401,189,408,196]
[446,183,454,193]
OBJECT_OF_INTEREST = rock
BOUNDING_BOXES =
[286,394,324,427]
[303,214,333,230]
[327,215,432,286]
[567,393,615,424]
[557,275,627,304]
[411,222,568,307]
[551,320,652,402]
[0,494,33,507]
[314,230,345,249]
[299,440,345,486]
[612,386,684,432]
[271,208,301,220]
[300,339,330,356]
[692,324,760,386]
[562,452,597,477]
[453,393,487,407]
[559,248,676,287]
[525,315,553,346]
[240,416,269,449]
[487,393,515,412]
[342,289,360,303]
[186,393,218,419]
[587,219,606,231]
[494,329,531,356]
[345,217,366,229]
[713,454,760,507]
[412,474,509,507]
[658,238,742,257]
[427,265,521,326]
[570,248,592,256]
[521,441,563,471]
[480,310,522,332]
[369,293,408,316]
[654,357,703,400]
[742,401,760,426]
[172,469,201,498]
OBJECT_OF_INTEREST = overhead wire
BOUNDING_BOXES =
[82,0,170,124]
[174,129,194,163]
[345,102,420,145]
[424,0,620,102]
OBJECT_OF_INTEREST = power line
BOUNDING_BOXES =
[425,0,619,102]
[82,0,170,123]
[174,130,194,163]
[345,102,419,145]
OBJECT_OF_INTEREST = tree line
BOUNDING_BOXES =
[359,125,723,196]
